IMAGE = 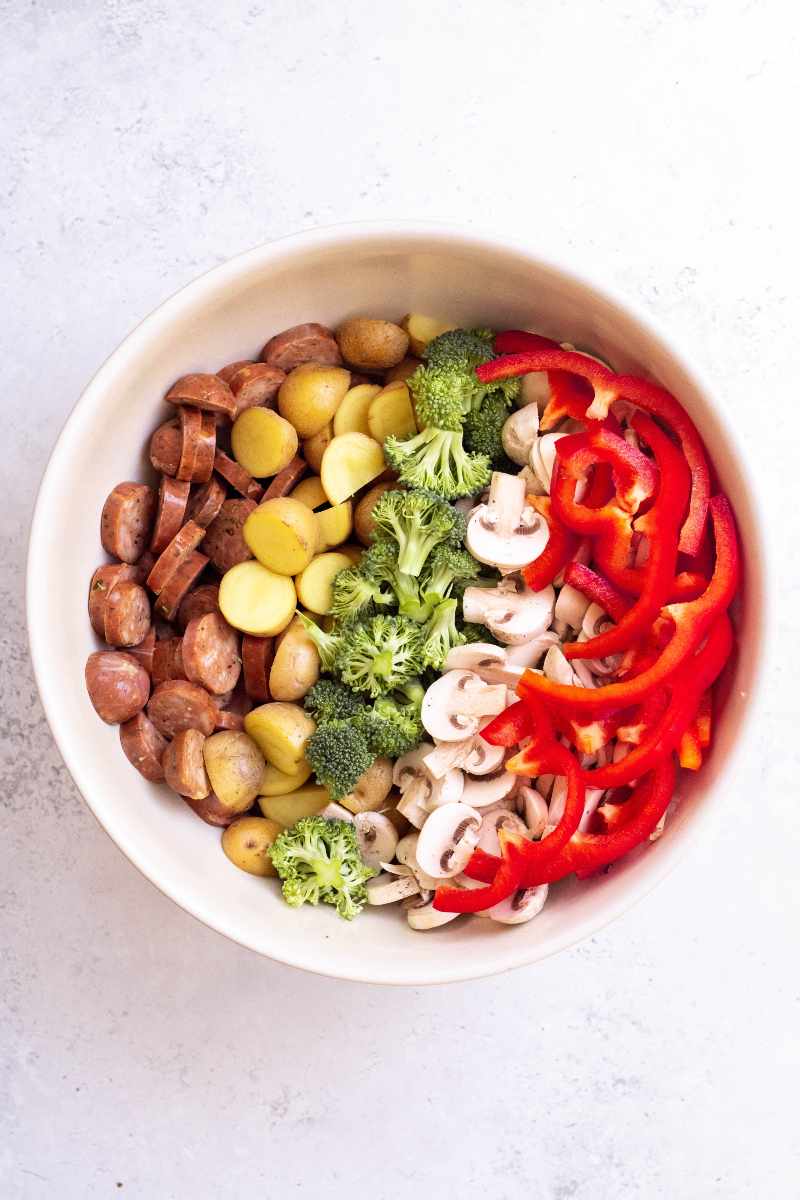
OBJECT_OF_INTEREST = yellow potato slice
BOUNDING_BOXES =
[333,384,381,437]
[290,476,328,510]
[315,501,353,551]
[320,432,385,505]
[231,407,298,478]
[243,498,317,576]
[218,561,296,636]
[400,313,457,357]
[258,758,313,796]
[367,382,418,443]
[278,364,351,438]
[257,785,330,828]
[295,551,352,614]
[244,702,315,775]
[302,424,333,473]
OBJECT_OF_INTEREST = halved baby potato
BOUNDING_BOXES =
[231,407,298,478]
[367,382,417,443]
[219,561,296,636]
[320,432,385,505]
[315,501,353,552]
[258,758,313,796]
[278,363,351,438]
[243,498,317,576]
[221,816,282,877]
[258,784,330,828]
[333,384,381,437]
[400,313,457,357]
[244,701,315,775]
[302,423,333,473]
[295,551,353,614]
[290,476,328,510]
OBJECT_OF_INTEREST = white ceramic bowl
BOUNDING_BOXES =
[27,223,765,985]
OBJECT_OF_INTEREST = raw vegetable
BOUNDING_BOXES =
[243,702,315,775]
[258,785,330,827]
[295,551,353,614]
[315,501,353,551]
[221,817,282,877]
[231,408,298,478]
[202,731,265,813]
[367,382,417,443]
[335,318,409,371]
[258,758,313,796]
[320,432,385,505]
[384,426,490,500]
[269,614,321,701]
[277,363,351,438]
[270,816,377,920]
[218,561,296,636]
[370,489,466,576]
[243,498,318,576]
[333,384,381,436]
[335,614,425,698]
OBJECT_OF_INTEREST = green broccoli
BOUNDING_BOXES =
[463,392,516,471]
[384,426,491,501]
[361,542,433,622]
[422,543,481,605]
[328,563,393,623]
[409,328,521,429]
[270,816,376,920]
[421,598,466,669]
[304,678,367,724]
[306,721,374,801]
[370,489,465,577]
[336,614,425,698]
[296,612,341,672]
[355,694,423,759]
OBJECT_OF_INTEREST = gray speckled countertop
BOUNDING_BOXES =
[1,2,797,1197]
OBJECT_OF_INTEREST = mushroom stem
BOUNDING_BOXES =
[487,471,526,537]
[457,682,508,718]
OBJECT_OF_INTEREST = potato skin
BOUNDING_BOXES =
[244,702,316,775]
[385,355,421,384]
[269,614,321,702]
[243,498,317,576]
[340,757,393,814]
[278,364,351,438]
[202,730,265,813]
[336,319,409,371]
[301,424,333,473]
[258,758,313,796]
[221,817,282,876]
[353,481,402,545]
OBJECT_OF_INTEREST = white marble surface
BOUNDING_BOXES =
[1,1,797,1196]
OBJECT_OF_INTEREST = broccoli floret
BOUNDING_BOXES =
[421,598,466,669]
[355,694,424,759]
[409,329,521,430]
[371,489,465,576]
[361,542,433,622]
[336,614,425,698]
[463,392,516,470]
[422,544,481,605]
[306,721,374,801]
[384,427,491,501]
[270,816,376,920]
[394,677,426,708]
[304,678,367,724]
[329,564,393,622]
[296,612,341,672]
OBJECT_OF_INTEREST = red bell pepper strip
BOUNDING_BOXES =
[551,426,659,518]
[433,829,528,914]
[563,562,631,623]
[493,330,594,430]
[494,330,560,354]
[505,731,586,873]
[522,496,579,592]
[564,414,690,660]
[480,699,533,747]
[476,348,710,554]
[516,495,739,716]
[678,728,703,770]
[693,690,713,748]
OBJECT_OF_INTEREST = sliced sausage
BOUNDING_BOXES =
[150,476,191,555]
[182,611,241,695]
[187,476,226,529]
[241,635,274,702]
[119,712,168,782]
[127,625,156,675]
[212,449,264,502]
[165,373,236,418]
[262,455,307,500]
[227,363,286,416]
[88,563,138,636]
[100,482,156,564]
[214,709,245,730]
[176,406,202,482]
[103,580,151,648]
[134,550,156,584]
[260,323,342,371]
[146,520,206,595]
[202,499,256,572]
[85,651,150,724]
[176,582,220,631]
[149,420,182,476]
[162,729,210,799]
[183,793,236,827]
[151,636,186,685]
[147,679,217,738]
[217,359,255,385]
[193,413,217,483]
[153,551,209,621]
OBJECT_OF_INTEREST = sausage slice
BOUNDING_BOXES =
[165,373,236,418]
[86,651,150,724]
[262,455,307,499]
[176,582,220,631]
[182,611,241,695]
[103,580,151,648]
[241,635,274,701]
[127,625,156,675]
[149,420,182,476]
[202,499,256,572]
[147,680,217,737]
[217,359,255,385]
[227,363,286,416]
[163,729,210,799]
[260,323,342,371]
[119,712,168,782]
[153,551,209,621]
[151,636,186,685]
[100,482,156,564]
[150,476,191,555]
[212,449,264,501]
[176,407,202,482]
[146,520,206,595]
[88,563,138,636]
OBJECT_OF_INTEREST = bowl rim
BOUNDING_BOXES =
[26,220,770,985]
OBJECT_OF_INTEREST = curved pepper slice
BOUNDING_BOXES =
[522,496,579,592]
[432,829,527,914]
[476,347,710,554]
[493,330,593,430]
[563,561,631,623]
[552,425,659,518]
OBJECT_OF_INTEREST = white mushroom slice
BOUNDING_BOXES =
[582,602,611,640]
[466,472,548,573]
[536,773,555,800]
[393,744,435,806]
[529,432,566,493]
[366,872,421,905]
[554,583,592,631]
[403,893,460,931]
[320,802,355,823]
[518,785,549,838]
[503,630,560,669]
[547,775,568,825]
[461,769,517,809]
[543,643,595,690]
[502,403,540,465]
[477,808,527,856]
[422,723,505,779]
[421,670,507,742]
[443,642,523,687]
[462,583,555,646]
[484,884,549,925]
[425,769,466,809]
[517,464,547,497]
[395,832,447,892]
[577,787,606,834]
[415,803,482,879]
[396,792,428,829]
[354,812,399,870]
[552,617,569,639]
[519,369,551,412]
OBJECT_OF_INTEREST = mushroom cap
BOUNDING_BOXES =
[403,894,460,930]
[466,501,548,573]
[396,791,429,829]
[395,832,443,892]
[503,631,560,669]
[554,583,592,630]
[477,808,528,856]
[502,403,540,465]
[426,768,466,809]
[415,802,482,879]
[461,769,517,809]
[518,786,549,839]
[443,642,526,688]
[484,884,549,925]
[463,584,555,646]
[320,802,355,823]
[421,670,506,742]
[354,811,399,870]
[366,871,421,905]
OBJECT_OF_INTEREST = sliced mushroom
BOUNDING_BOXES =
[529,432,567,493]
[443,642,524,687]
[502,404,540,465]
[543,643,595,690]
[462,581,555,646]
[466,472,548,573]
[403,892,460,931]
[577,787,606,833]
[461,768,517,809]
[396,791,429,829]
[517,464,547,497]
[425,769,466,809]
[366,871,421,905]
[484,884,549,925]
[354,812,399,870]
[421,670,507,742]
[477,808,528,856]
[395,833,444,892]
[519,368,551,412]
[518,785,549,838]
[415,803,482,879]
[392,744,464,822]
[547,774,569,825]
[554,583,592,630]
[503,630,560,669]
[422,721,505,779]
[536,773,555,800]
[320,802,355,823]
[576,603,624,676]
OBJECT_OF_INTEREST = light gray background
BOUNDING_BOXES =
[2,2,797,1197]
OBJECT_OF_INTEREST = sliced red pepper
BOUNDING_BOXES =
[553,710,623,755]
[476,348,710,554]
[433,829,527,914]
[678,728,703,770]
[506,736,586,872]
[522,496,579,592]
[552,426,659,519]
[693,690,713,748]
[517,495,739,716]
[563,561,631,623]
[481,699,533,747]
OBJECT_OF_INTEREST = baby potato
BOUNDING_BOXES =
[244,702,315,775]
[243,498,317,576]
[269,614,321,702]
[301,423,333,473]
[290,476,328,510]
[231,408,298,478]
[385,355,421,384]
[258,784,330,828]
[320,432,385,505]
[278,363,351,438]
[258,758,313,796]
[353,481,402,545]
[367,382,417,444]
[315,501,353,552]
[340,757,393,814]
[336,318,409,371]
[333,383,381,437]
[218,561,296,636]
[295,551,352,614]
[221,816,282,877]
[202,730,266,813]
[400,313,457,357]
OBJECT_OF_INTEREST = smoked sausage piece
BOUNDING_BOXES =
[100,482,156,564]
[176,407,202,482]
[85,651,150,724]
[217,360,255,385]
[165,373,236,418]
[128,626,156,675]
[260,323,342,371]
[153,551,208,621]
[119,712,168,782]
[241,635,274,702]
[103,580,151,648]
[212,449,264,501]
[182,611,241,695]
[88,563,138,636]
[176,582,220,631]
[150,476,191,555]
[187,476,226,529]
[147,680,217,738]
[227,363,286,416]
[151,636,186,685]
[193,413,217,483]
[202,499,256,572]
[162,729,210,799]
[262,455,307,499]
[146,520,206,595]
[149,420,182,476]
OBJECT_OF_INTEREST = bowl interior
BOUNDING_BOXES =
[27,226,764,984]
